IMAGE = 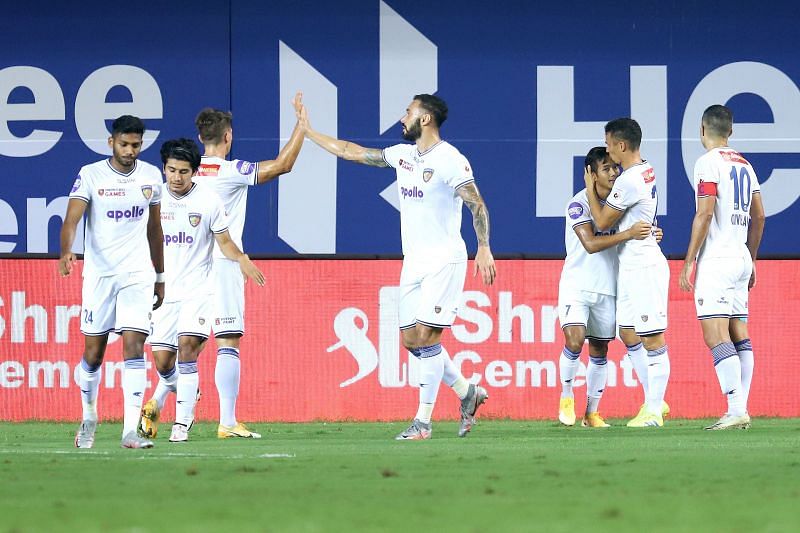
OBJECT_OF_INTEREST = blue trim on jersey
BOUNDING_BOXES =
[618,325,635,330]
[454,178,475,190]
[731,313,749,318]
[252,162,259,186]
[416,140,444,157]
[168,183,197,201]
[105,159,137,177]
[70,195,90,203]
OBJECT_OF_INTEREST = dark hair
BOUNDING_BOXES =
[413,94,448,127]
[702,104,733,138]
[604,118,642,151]
[195,107,233,144]
[584,146,611,174]
[160,138,201,171]
[111,115,145,137]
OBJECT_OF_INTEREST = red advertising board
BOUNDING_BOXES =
[0,259,797,422]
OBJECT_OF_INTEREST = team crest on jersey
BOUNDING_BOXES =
[188,213,202,227]
[641,315,649,322]
[141,185,153,200]
[698,298,704,306]
[423,168,434,182]
[71,177,81,193]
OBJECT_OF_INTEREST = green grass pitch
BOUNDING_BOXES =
[1,419,799,532]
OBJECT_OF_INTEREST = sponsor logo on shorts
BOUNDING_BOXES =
[698,298,704,306]
[717,296,729,304]
[164,232,194,246]
[400,186,424,200]
[141,185,153,200]
[423,168,434,182]
[106,205,144,221]
[568,202,584,219]
[641,315,649,322]
[215,317,237,325]
[188,213,202,227]
[434,306,441,314]
[70,177,81,193]
[236,160,255,175]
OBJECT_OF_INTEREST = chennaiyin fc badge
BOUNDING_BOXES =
[141,185,153,200]
[188,213,202,227]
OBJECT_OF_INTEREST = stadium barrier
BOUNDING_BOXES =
[0,259,796,421]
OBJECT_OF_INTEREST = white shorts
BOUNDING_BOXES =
[617,259,669,336]
[558,286,616,341]
[149,297,211,351]
[210,258,245,336]
[80,270,155,336]
[398,259,467,330]
[695,255,752,319]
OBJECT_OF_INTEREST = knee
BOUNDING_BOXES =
[178,339,201,362]
[562,331,584,354]
[82,350,104,368]
[122,338,145,357]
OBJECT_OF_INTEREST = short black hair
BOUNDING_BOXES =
[160,138,201,171]
[584,146,612,174]
[413,94,448,127]
[702,104,733,138]
[111,115,145,137]
[605,118,642,151]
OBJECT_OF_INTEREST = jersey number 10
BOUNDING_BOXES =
[729,166,752,212]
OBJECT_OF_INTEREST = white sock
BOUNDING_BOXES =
[79,358,102,422]
[121,357,146,436]
[153,364,177,410]
[559,347,581,399]
[215,347,240,427]
[712,343,746,416]
[414,345,445,423]
[735,339,754,412]
[176,361,200,427]
[441,346,469,399]
[626,342,649,402]
[586,356,608,414]
[645,346,670,415]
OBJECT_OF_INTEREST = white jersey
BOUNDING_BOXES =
[160,183,229,303]
[693,147,761,261]
[69,159,162,278]
[559,189,618,296]
[382,141,472,263]
[192,155,258,259]
[606,161,664,267]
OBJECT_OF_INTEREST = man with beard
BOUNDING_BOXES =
[300,94,495,440]
[60,115,164,449]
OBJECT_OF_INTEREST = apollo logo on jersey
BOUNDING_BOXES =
[400,186,424,200]
[164,232,194,246]
[106,206,144,220]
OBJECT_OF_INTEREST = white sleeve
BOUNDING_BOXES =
[69,171,91,203]
[566,197,592,229]
[381,144,405,168]
[231,159,259,186]
[606,175,635,211]
[209,196,230,234]
[446,153,475,190]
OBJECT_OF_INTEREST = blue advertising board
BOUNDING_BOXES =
[2,1,798,256]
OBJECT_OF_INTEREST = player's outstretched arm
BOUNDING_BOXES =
[575,220,651,254]
[147,204,165,309]
[679,195,715,292]
[301,102,387,167]
[747,192,766,289]
[583,166,623,231]
[457,182,496,286]
[59,198,88,277]
[256,92,306,184]
[214,230,265,286]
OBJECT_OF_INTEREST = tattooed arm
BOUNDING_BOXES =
[457,182,496,285]
[300,103,388,167]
